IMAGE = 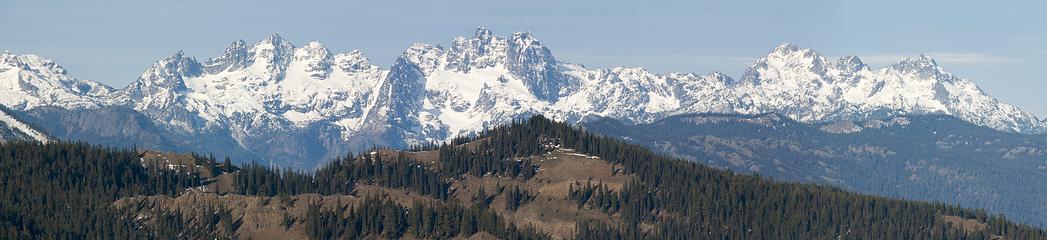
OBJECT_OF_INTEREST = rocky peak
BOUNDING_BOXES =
[836,55,867,72]
[364,55,426,133]
[258,33,292,48]
[446,27,509,72]
[334,50,378,73]
[293,41,333,79]
[740,43,832,86]
[204,40,251,73]
[503,31,566,102]
[764,43,829,72]
[125,50,201,98]
[892,54,940,71]
[0,53,73,77]
[296,42,330,58]
[400,43,444,74]
[474,26,494,41]
[250,33,296,81]
[771,43,802,54]
[706,71,734,83]
[0,52,31,71]
[509,32,540,48]
[888,54,954,82]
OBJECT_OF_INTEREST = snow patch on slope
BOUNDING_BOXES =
[0,109,48,142]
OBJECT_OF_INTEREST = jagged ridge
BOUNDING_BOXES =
[1,28,1043,166]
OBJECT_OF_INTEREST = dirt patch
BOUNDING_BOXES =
[446,148,638,239]
[941,215,988,233]
[115,183,443,240]
[125,146,636,239]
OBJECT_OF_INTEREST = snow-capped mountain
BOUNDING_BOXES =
[727,44,1042,133]
[1,27,1043,167]
[113,34,386,136]
[0,51,113,110]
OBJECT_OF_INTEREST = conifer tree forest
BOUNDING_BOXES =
[1,116,1046,239]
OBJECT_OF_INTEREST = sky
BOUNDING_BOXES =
[2,0,1045,116]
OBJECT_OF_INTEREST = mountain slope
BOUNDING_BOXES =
[5,117,1047,239]
[0,106,48,142]
[1,28,1043,167]
[584,113,1047,226]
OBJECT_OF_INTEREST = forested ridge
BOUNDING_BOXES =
[0,142,198,239]
[1,116,1046,239]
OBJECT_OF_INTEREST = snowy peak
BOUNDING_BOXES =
[0,52,68,75]
[255,32,296,54]
[891,54,940,70]
[0,51,113,110]
[887,54,952,81]
[763,43,824,64]
[474,27,493,40]
[710,43,1043,133]
[759,43,830,74]
[445,27,509,72]
[398,28,569,102]
[200,33,300,80]
[772,42,801,52]
[128,50,201,95]
[503,31,566,102]
[248,33,296,81]
[292,42,333,79]
[204,40,251,73]
[836,55,867,72]
[740,43,832,87]
[509,31,542,49]
[401,43,444,74]
[334,50,378,73]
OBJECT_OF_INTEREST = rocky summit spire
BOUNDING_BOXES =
[335,50,378,73]
[836,55,867,72]
[249,33,296,81]
[204,40,251,74]
[504,31,568,102]
[474,26,493,40]
[740,43,831,86]
[771,43,802,53]
[294,41,333,79]
[125,50,201,98]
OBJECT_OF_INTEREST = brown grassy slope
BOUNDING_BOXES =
[120,141,640,239]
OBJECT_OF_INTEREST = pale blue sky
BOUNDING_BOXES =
[2,0,1045,116]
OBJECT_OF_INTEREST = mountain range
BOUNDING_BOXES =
[1,27,1044,168]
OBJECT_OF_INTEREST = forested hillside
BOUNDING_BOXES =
[2,116,1045,239]
[584,113,1047,226]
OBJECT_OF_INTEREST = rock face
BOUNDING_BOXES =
[1,28,1043,167]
